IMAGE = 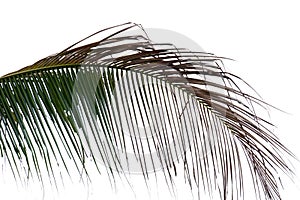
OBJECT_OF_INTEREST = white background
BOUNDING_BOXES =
[0,0,300,199]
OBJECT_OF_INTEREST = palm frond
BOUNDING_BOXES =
[0,22,295,199]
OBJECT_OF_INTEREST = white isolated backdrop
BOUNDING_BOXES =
[0,0,300,199]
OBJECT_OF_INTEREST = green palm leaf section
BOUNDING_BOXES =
[0,22,294,199]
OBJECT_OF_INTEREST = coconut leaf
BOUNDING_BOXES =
[0,22,294,200]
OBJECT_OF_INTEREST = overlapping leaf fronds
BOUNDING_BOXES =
[0,22,295,199]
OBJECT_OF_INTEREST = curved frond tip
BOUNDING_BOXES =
[0,22,295,200]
